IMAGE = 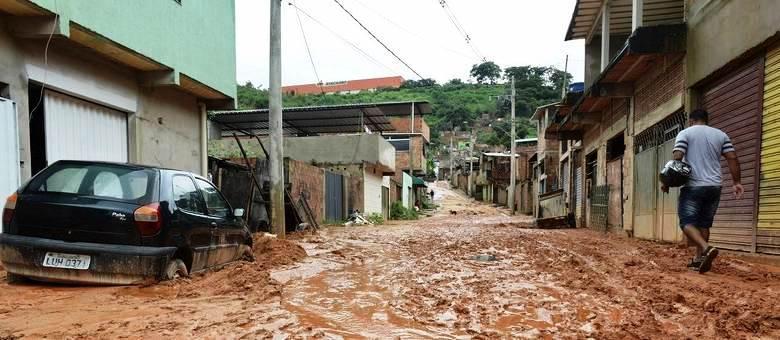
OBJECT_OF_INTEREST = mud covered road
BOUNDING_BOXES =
[1,182,779,339]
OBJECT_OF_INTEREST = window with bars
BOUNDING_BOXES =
[634,110,687,154]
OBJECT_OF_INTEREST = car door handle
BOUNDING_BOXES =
[210,222,218,228]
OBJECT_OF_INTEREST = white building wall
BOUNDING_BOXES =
[402,172,413,208]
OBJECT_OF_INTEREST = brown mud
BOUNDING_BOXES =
[0,182,778,339]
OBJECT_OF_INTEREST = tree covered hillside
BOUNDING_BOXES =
[236,63,572,147]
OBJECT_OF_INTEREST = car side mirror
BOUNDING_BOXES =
[233,208,245,218]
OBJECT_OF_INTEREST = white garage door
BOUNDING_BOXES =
[0,98,20,202]
[44,90,128,164]
[363,170,383,215]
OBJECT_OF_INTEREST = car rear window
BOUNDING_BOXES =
[27,162,157,204]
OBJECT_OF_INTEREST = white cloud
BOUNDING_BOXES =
[236,0,584,88]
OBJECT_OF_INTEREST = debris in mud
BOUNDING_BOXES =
[472,254,498,262]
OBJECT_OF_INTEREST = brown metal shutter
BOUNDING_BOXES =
[701,58,764,251]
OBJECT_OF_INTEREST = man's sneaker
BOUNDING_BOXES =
[687,257,703,270]
[698,246,719,274]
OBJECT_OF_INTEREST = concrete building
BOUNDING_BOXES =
[208,102,409,221]
[547,0,780,254]
[0,0,236,199]
[381,102,433,209]
[282,76,404,96]
[514,138,538,215]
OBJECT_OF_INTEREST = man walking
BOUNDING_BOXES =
[662,109,743,273]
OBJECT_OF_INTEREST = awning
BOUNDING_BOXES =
[565,0,684,41]
[551,24,686,139]
[412,177,427,187]
[210,102,428,137]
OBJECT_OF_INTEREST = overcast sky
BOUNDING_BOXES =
[235,0,584,88]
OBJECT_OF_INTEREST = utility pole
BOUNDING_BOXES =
[449,132,454,182]
[269,0,285,238]
[561,55,569,99]
[468,132,474,197]
[409,102,415,176]
[508,76,517,214]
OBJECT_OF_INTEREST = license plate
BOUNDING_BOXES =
[43,252,91,270]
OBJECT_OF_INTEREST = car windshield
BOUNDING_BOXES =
[27,162,157,204]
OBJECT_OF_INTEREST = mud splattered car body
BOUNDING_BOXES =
[0,160,251,285]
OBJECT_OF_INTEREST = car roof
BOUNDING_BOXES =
[53,160,187,173]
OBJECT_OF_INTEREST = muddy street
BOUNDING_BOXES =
[1,183,779,339]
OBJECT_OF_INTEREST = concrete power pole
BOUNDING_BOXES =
[508,76,517,214]
[449,132,453,182]
[409,102,415,176]
[468,133,474,196]
[269,0,285,238]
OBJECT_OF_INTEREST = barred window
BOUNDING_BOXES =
[634,110,687,154]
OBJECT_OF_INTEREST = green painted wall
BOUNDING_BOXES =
[30,0,236,99]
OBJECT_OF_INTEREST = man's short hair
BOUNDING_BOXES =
[689,109,709,123]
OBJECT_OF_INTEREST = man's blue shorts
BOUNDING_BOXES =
[678,186,722,229]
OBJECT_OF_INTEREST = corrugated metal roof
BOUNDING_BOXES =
[209,101,431,137]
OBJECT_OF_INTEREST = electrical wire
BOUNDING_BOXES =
[437,0,485,62]
[348,0,474,61]
[287,2,400,76]
[291,0,324,94]
[332,0,425,79]
[29,11,59,122]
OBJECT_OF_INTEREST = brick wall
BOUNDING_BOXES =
[394,136,425,172]
[388,116,430,141]
[285,159,325,224]
[634,55,685,121]
[603,98,630,129]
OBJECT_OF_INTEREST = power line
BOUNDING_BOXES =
[287,2,400,76]
[291,0,324,94]
[332,0,425,79]
[349,0,474,61]
[437,0,485,62]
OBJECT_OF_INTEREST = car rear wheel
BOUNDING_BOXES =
[162,259,188,281]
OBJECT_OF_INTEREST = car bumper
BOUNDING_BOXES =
[0,234,177,285]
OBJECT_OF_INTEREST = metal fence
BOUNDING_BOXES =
[589,185,610,231]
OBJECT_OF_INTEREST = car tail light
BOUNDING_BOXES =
[134,202,161,237]
[2,193,17,227]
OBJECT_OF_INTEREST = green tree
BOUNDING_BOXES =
[470,61,502,84]
[401,78,438,89]
[444,78,465,87]
[237,82,268,109]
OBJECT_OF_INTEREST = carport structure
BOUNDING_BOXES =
[208,102,435,137]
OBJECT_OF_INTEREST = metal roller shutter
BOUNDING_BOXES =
[758,44,780,254]
[44,90,128,164]
[633,148,656,240]
[702,58,763,251]
[0,98,20,202]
